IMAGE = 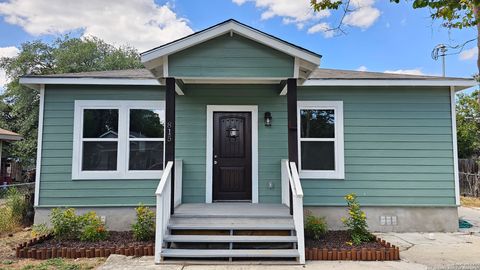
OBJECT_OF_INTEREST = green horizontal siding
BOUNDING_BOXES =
[176,84,287,203]
[298,86,455,206]
[39,85,164,207]
[169,34,294,78]
[39,84,455,208]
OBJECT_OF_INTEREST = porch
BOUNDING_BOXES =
[154,160,305,263]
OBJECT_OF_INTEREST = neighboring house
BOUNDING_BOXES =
[0,128,22,184]
[20,20,476,263]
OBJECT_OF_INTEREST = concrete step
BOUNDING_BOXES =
[161,249,300,258]
[168,217,295,230]
[165,235,298,243]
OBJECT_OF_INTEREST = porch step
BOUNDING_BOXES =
[165,235,298,243]
[173,203,291,218]
[168,217,295,230]
[161,248,299,258]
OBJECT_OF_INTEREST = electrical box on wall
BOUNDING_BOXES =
[380,215,397,226]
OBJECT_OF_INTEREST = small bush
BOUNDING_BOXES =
[50,208,82,240]
[79,211,108,242]
[132,204,155,241]
[341,193,374,245]
[31,223,51,238]
[5,188,27,223]
[305,214,328,240]
[0,188,28,233]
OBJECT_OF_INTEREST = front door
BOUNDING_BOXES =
[213,112,252,201]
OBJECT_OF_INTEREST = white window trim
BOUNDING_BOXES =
[297,101,345,179]
[72,100,165,180]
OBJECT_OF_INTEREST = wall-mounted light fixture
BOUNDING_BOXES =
[264,112,272,127]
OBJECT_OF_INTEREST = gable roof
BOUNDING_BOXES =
[140,19,321,79]
[19,68,476,90]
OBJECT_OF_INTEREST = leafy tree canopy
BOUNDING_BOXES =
[456,90,480,158]
[0,36,143,167]
[311,0,480,29]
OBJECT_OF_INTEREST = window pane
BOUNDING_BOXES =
[300,109,335,138]
[129,141,164,170]
[301,141,335,170]
[130,109,164,138]
[83,109,119,138]
[82,142,118,170]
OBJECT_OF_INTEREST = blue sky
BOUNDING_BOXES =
[0,0,477,87]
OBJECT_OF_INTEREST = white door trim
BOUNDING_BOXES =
[206,105,258,203]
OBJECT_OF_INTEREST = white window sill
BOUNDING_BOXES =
[72,170,163,180]
[300,170,345,180]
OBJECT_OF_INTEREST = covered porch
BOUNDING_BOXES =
[138,19,322,263]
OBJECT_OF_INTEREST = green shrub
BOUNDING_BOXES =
[5,188,27,224]
[0,206,15,233]
[0,188,28,233]
[341,193,374,245]
[79,211,108,242]
[50,208,82,240]
[305,214,328,240]
[132,204,155,241]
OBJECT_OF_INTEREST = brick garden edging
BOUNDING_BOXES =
[305,237,400,261]
[14,234,154,259]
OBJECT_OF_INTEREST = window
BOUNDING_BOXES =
[297,101,344,179]
[72,100,165,179]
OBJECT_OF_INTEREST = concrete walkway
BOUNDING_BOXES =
[98,256,426,270]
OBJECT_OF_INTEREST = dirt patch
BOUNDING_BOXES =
[306,230,383,250]
[461,196,480,208]
[31,231,153,249]
[0,257,105,270]
[0,227,32,260]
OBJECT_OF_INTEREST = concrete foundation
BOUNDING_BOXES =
[34,207,139,231]
[305,206,459,232]
[35,205,459,232]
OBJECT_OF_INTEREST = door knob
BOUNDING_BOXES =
[214,161,218,165]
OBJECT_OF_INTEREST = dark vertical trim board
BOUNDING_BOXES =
[287,78,298,214]
[165,77,176,214]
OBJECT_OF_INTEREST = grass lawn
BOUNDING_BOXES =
[461,196,480,208]
[0,229,105,270]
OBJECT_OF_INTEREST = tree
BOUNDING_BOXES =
[0,36,143,167]
[456,90,480,158]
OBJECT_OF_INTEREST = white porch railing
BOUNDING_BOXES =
[281,159,305,264]
[154,161,174,264]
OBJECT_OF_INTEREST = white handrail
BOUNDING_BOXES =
[154,161,174,264]
[282,160,305,264]
[289,162,304,198]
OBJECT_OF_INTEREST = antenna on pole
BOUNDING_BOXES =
[432,44,447,77]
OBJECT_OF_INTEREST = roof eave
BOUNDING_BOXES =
[303,79,477,90]
[19,77,162,90]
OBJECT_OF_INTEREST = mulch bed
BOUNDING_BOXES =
[305,231,400,261]
[15,232,154,260]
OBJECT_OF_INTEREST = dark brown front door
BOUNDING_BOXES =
[213,112,252,201]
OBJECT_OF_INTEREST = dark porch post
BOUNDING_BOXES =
[287,78,298,215]
[165,77,176,215]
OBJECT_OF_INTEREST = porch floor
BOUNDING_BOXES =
[173,203,290,218]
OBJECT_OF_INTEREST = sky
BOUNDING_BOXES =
[0,0,478,91]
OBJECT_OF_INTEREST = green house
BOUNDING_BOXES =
[20,20,476,263]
